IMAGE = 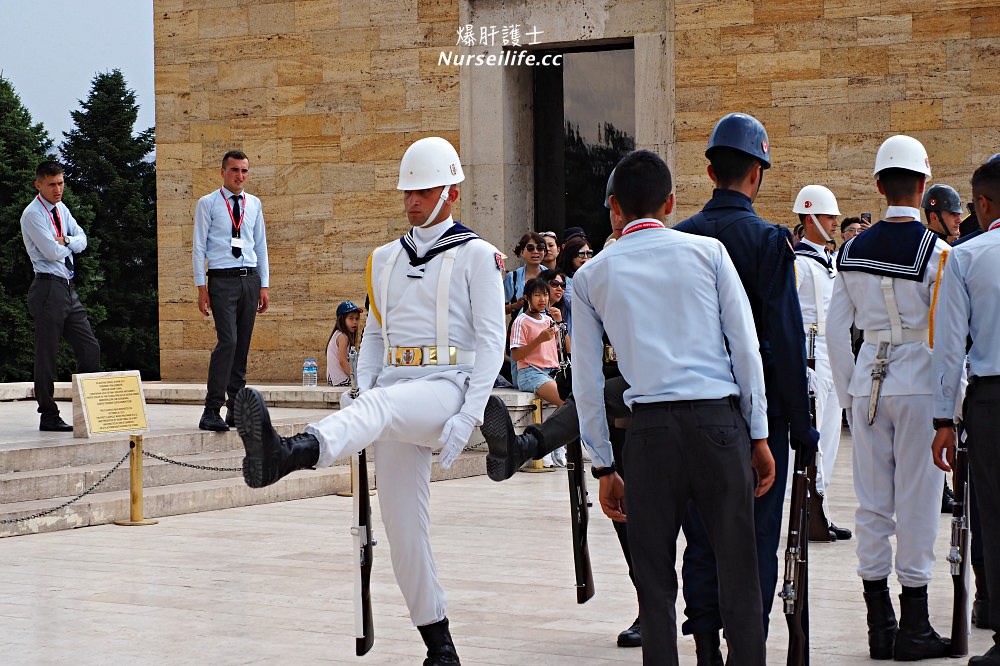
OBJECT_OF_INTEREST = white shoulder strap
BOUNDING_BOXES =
[380,243,405,352]
[811,262,827,337]
[880,276,904,345]
[435,247,459,361]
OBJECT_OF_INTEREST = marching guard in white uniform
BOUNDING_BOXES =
[233,137,506,665]
[827,135,951,661]
[791,184,852,543]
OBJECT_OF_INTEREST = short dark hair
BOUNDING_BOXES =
[36,160,64,179]
[708,147,759,189]
[611,149,672,220]
[513,231,544,256]
[878,168,925,203]
[840,216,861,233]
[222,150,249,168]
[971,159,1000,204]
[793,222,805,238]
[523,277,550,300]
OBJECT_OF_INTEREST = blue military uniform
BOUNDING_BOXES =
[674,188,819,636]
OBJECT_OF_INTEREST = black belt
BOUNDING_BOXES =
[207,267,257,277]
[632,396,737,412]
[34,272,72,285]
[969,375,1000,386]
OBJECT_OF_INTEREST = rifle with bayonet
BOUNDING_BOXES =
[347,346,375,656]
[781,325,816,665]
[948,425,970,657]
[554,319,594,603]
[806,324,831,542]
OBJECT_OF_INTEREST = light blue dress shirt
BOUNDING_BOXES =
[571,218,768,468]
[932,227,1000,418]
[20,196,87,279]
[192,187,269,287]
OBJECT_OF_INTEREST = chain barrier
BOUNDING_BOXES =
[0,449,132,525]
[142,450,243,472]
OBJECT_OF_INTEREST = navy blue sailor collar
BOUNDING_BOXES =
[399,220,480,267]
[835,220,937,282]
[794,239,834,273]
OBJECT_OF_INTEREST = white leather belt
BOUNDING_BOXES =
[863,329,928,345]
[386,346,475,366]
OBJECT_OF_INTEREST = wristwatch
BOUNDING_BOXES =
[591,463,617,479]
[932,418,956,430]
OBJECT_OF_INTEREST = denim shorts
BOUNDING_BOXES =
[515,366,557,394]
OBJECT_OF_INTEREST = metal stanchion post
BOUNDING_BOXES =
[521,398,555,473]
[115,435,158,526]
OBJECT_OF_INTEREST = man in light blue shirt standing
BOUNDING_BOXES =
[20,161,101,431]
[572,150,773,665]
[192,150,270,431]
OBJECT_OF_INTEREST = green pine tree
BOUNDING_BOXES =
[61,70,158,379]
[0,75,104,383]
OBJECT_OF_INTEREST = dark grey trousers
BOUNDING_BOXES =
[966,379,1000,649]
[27,275,100,417]
[624,398,765,666]
[205,273,260,410]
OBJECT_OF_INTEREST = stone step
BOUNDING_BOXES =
[0,449,487,538]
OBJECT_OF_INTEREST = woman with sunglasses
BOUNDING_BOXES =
[555,235,594,337]
[503,231,546,315]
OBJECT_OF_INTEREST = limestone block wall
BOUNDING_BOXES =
[672,0,1000,226]
[153,0,461,382]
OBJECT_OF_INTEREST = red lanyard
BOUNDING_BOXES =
[989,219,1000,232]
[620,220,665,236]
[36,196,62,236]
[220,189,244,232]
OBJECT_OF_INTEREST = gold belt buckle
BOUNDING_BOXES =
[604,344,617,363]
[394,347,423,366]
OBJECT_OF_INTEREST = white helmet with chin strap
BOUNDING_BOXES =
[397,137,465,227]
[873,135,932,178]
[793,184,841,243]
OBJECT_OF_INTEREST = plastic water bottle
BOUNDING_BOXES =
[308,358,318,387]
[302,358,318,386]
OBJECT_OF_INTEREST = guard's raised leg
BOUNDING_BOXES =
[234,387,318,488]
[481,395,539,481]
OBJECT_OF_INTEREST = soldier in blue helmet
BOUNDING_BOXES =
[673,112,819,664]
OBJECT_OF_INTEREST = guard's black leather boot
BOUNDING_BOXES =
[973,564,991,629]
[417,617,460,665]
[942,481,956,513]
[482,396,541,481]
[893,585,950,661]
[234,387,319,488]
[863,579,898,660]
[617,617,641,648]
[970,642,1000,665]
[694,630,724,666]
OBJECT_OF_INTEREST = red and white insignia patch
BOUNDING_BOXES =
[930,198,937,206]
[495,252,505,271]
[762,140,769,153]
[804,200,812,209]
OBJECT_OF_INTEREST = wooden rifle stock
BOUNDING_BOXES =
[949,433,970,657]
[566,438,595,603]
[781,446,814,665]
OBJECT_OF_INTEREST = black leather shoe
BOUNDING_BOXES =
[417,617,461,665]
[942,481,955,514]
[199,407,229,431]
[39,416,73,432]
[970,643,1000,664]
[829,523,853,541]
[234,387,319,488]
[863,580,898,660]
[894,586,950,661]
[694,630,724,665]
[481,396,539,481]
[617,617,641,648]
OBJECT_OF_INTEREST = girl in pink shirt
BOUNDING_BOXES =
[509,278,565,407]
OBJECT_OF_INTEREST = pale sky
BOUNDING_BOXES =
[0,0,155,147]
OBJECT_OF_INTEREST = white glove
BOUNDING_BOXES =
[806,366,818,394]
[437,412,478,469]
[339,389,356,409]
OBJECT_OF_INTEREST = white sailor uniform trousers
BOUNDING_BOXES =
[794,245,842,498]
[303,230,505,626]
[827,234,948,586]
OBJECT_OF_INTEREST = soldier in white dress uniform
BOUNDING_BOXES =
[233,137,506,666]
[827,135,951,661]
[791,184,852,543]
